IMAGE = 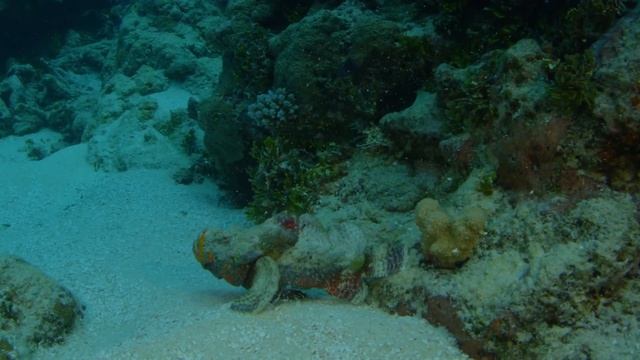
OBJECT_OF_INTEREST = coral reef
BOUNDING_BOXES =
[2,0,640,358]
[197,95,253,204]
[424,0,630,65]
[217,2,437,215]
[434,38,551,134]
[494,114,572,192]
[0,1,218,174]
[270,5,433,142]
[379,90,445,159]
[549,51,597,116]
[591,3,640,192]
[246,137,343,221]
[0,0,116,66]
[321,154,437,213]
[369,190,640,359]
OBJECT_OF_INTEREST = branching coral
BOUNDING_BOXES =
[247,88,299,131]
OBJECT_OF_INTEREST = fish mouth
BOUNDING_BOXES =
[201,259,254,288]
[194,229,255,287]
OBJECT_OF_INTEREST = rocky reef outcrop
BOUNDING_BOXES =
[3,0,640,358]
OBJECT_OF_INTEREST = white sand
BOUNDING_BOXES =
[0,134,467,359]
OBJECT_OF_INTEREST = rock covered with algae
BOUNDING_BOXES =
[0,255,82,360]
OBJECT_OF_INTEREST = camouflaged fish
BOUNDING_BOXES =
[193,213,407,313]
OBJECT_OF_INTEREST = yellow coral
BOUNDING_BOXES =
[415,198,486,268]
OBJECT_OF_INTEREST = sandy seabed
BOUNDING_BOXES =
[0,135,466,359]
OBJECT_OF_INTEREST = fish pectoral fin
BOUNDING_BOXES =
[230,256,280,313]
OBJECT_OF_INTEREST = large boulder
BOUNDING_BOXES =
[269,3,433,143]
[0,255,83,359]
